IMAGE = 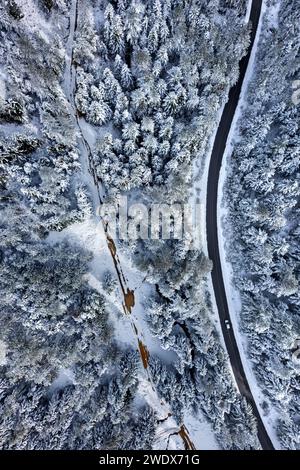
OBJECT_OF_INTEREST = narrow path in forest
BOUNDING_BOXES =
[64,0,196,450]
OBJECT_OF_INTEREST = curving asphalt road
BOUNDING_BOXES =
[206,0,275,450]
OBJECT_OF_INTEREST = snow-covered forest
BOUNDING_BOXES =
[224,0,300,450]
[0,0,298,452]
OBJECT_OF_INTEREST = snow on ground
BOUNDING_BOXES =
[46,168,214,447]
[216,0,281,449]
[57,4,220,445]
[85,271,135,349]
[93,2,105,29]
[136,377,183,450]
[74,101,195,408]
[191,100,228,351]
[113,243,179,363]
[78,118,98,147]
[0,340,7,366]
[79,118,120,146]
[46,217,181,448]
[63,0,77,98]
[267,0,281,29]
[187,98,239,447]
[15,0,51,33]
[46,217,178,364]
[48,368,75,394]
[46,217,134,347]
[244,0,252,24]
[190,0,281,447]
[0,68,6,104]
[184,410,220,450]
[134,378,218,451]
[190,96,240,389]
[0,121,40,139]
